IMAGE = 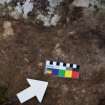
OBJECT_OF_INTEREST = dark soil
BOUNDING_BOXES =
[0,7,105,105]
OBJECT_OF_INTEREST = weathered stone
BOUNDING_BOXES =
[2,21,14,38]
[72,0,89,7]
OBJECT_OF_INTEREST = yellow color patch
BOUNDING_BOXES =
[47,70,52,74]
[65,70,72,78]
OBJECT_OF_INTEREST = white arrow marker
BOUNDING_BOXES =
[16,79,48,103]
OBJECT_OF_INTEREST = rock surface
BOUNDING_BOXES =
[0,0,105,105]
[73,0,89,7]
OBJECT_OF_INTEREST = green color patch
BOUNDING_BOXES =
[58,70,65,77]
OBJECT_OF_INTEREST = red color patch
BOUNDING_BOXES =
[72,71,79,79]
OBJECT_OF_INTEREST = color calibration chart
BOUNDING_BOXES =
[45,60,80,79]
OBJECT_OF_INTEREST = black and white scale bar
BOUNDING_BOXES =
[45,60,80,69]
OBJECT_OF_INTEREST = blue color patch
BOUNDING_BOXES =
[52,69,59,75]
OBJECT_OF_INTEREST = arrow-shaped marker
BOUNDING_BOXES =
[16,79,48,103]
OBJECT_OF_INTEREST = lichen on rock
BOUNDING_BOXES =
[0,0,105,27]
[36,0,63,27]
[0,0,12,5]
[0,0,64,27]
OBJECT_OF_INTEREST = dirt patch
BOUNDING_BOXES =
[0,4,105,105]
